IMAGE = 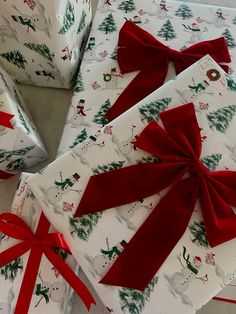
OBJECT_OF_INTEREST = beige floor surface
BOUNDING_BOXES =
[1,0,236,313]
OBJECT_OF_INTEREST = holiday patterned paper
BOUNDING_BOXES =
[28,55,236,314]
[214,278,236,304]
[0,66,47,178]
[0,173,78,313]
[0,0,92,89]
[58,0,236,155]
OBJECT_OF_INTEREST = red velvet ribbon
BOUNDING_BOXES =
[0,170,14,179]
[0,111,14,129]
[75,103,236,291]
[0,212,96,313]
[106,21,231,121]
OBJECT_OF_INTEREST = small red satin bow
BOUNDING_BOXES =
[0,212,96,313]
[0,111,14,129]
[106,21,231,121]
[76,103,236,291]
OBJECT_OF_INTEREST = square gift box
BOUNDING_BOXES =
[28,55,236,314]
[0,67,47,179]
[0,0,92,88]
[0,173,77,313]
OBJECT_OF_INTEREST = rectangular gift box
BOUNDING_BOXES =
[58,0,236,154]
[0,66,47,178]
[28,55,236,314]
[0,173,77,313]
[0,0,92,89]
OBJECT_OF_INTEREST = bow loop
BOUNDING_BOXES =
[0,111,14,129]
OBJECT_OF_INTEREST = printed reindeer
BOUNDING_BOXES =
[35,62,65,87]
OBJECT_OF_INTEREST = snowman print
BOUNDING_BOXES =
[209,8,228,27]
[44,172,80,206]
[215,264,236,288]
[99,0,114,13]
[67,99,91,128]
[90,239,127,278]
[34,273,66,308]
[70,130,105,165]
[183,22,208,44]
[153,0,170,18]
[165,246,208,306]
[0,288,14,314]
[84,37,103,62]
[112,125,137,163]
[103,68,122,89]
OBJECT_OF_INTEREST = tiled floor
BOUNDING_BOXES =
[1,0,236,313]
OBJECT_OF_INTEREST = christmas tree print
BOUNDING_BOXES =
[0,51,27,69]
[189,220,209,248]
[69,128,87,149]
[233,16,236,25]
[201,153,222,172]
[73,71,84,93]
[7,158,25,171]
[222,28,236,49]
[54,247,68,261]
[137,156,162,164]
[110,46,118,60]
[139,97,171,123]
[0,258,23,282]
[17,107,31,135]
[175,4,193,20]
[0,145,34,164]
[24,43,54,61]
[69,213,102,241]
[77,10,87,34]
[118,0,136,13]
[207,105,236,133]
[59,0,75,34]
[92,98,111,127]
[14,88,24,110]
[226,76,236,91]
[92,160,125,175]
[157,20,176,41]
[98,13,117,34]
[119,276,158,314]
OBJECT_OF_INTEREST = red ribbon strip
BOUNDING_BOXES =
[75,103,236,291]
[0,212,96,313]
[0,170,14,179]
[106,21,231,121]
[0,111,14,129]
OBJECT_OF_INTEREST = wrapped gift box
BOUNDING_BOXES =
[28,55,236,314]
[0,67,47,178]
[0,0,92,88]
[0,173,77,313]
[58,0,236,154]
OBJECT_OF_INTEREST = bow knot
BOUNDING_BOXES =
[188,159,208,177]
[106,21,231,121]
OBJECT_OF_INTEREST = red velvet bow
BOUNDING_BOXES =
[0,111,14,129]
[75,103,236,291]
[106,21,231,121]
[0,212,96,313]
[0,170,14,179]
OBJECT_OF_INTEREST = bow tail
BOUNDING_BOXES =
[14,247,43,314]
[106,62,168,122]
[100,177,199,291]
[74,162,188,217]
[44,247,96,310]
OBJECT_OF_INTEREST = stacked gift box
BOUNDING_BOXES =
[2,0,236,313]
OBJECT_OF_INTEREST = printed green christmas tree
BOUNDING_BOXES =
[119,276,158,314]
[74,71,84,93]
[69,161,125,241]
[139,97,171,123]
[54,247,68,260]
[233,16,236,25]
[189,220,209,248]
[98,13,117,34]
[7,158,26,171]
[222,28,236,49]
[207,105,236,133]
[157,20,176,41]
[0,258,23,282]
[0,145,34,163]
[59,0,75,34]
[69,128,87,149]
[24,43,54,61]
[13,88,24,110]
[226,76,236,91]
[137,156,162,164]
[175,4,193,19]
[92,98,111,127]
[201,153,222,172]
[77,10,87,33]
[110,46,118,60]
[0,50,27,69]
[118,0,136,13]
[17,107,31,135]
